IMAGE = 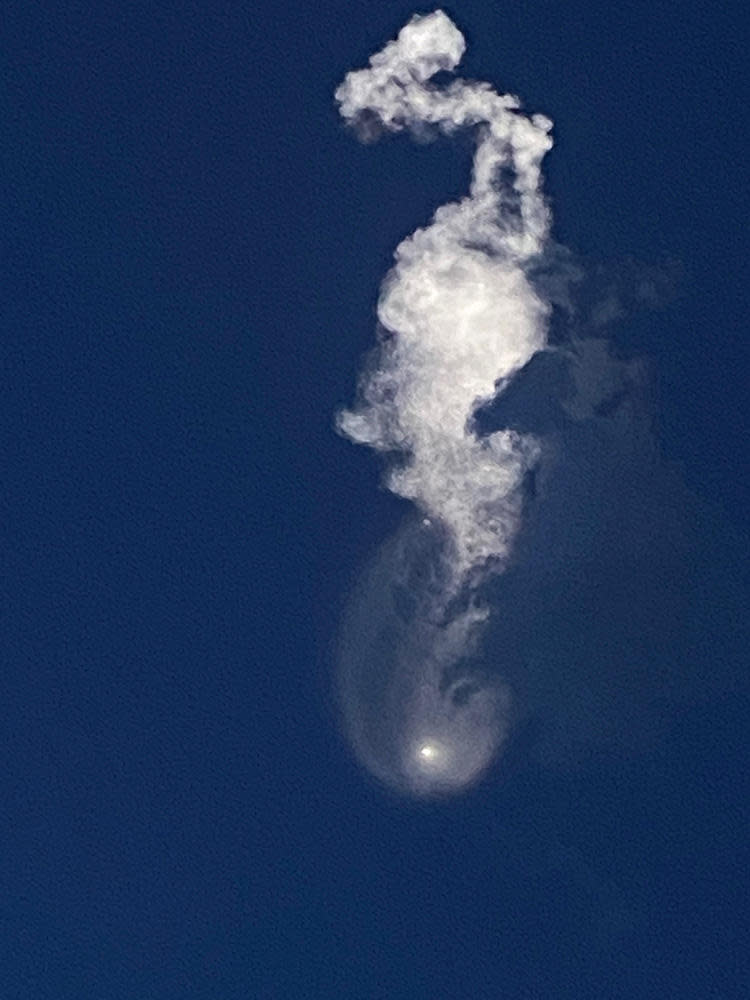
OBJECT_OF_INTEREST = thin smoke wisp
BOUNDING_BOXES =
[335,10,556,797]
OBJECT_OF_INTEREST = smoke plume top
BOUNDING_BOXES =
[336,10,554,588]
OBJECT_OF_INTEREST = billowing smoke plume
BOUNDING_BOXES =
[335,11,555,797]
[336,9,553,588]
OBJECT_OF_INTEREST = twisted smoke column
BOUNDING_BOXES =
[335,11,554,797]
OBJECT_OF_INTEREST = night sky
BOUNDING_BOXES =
[3,2,749,998]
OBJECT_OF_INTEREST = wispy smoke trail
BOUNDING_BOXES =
[335,11,556,796]
[336,9,553,588]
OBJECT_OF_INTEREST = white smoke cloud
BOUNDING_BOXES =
[334,11,558,797]
[333,12,749,801]
[336,9,554,586]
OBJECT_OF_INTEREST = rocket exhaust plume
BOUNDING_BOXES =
[335,11,555,797]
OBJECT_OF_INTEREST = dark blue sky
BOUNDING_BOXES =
[3,2,748,998]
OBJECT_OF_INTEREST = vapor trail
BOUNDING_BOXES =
[336,9,553,588]
[335,11,555,796]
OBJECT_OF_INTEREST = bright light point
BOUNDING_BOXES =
[416,741,448,771]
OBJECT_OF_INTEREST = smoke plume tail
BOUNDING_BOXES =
[336,9,553,590]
